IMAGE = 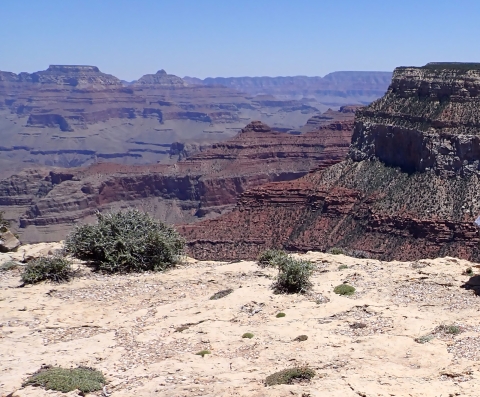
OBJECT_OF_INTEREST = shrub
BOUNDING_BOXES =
[257,249,288,268]
[64,209,184,273]
[210,288,233,300]
[21,255,73,284]
[436,324,462,335]
[333,284,355,296]
[415,334,434,344]
[293,335,308,342]
[273,257,314,294]
[338,264,349,270]
[265,367,315,386]
[464,267,474,276]
[242,332,254,339]
[328,247,346,255]
[276,312,286,318]
[195,350,211,357]
[22,366,105,393]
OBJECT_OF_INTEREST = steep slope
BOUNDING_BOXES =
[0,110,356,243]
[0,66,324,175]
[180,63,480,261]
[184,71,392,105]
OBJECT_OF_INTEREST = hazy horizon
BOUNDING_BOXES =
[1,0,478,80]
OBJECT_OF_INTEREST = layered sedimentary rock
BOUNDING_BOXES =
[0,66,327,176]
[184,71,392,105]
[181,63,480,262]
[0,111,356,243]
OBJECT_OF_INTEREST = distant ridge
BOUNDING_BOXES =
[184,71,392,104]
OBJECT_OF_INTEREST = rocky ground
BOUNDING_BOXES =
[2,244,480,396]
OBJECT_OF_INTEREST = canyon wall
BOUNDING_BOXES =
[181,63,480,262]
[0,109,356,243]
[0,66,328,175]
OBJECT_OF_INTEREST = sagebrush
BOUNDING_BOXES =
[273,257,314,294]
[22,366,105,393]
[265,366,315,386]
[64,209,185,273]
[21,255,73,284]
[257,249,314,294]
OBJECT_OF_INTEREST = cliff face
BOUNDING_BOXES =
[181,63,480,261]
[0,111,356,243]
[350,63,480,177]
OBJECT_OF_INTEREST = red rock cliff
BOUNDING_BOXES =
[180,63,480,261]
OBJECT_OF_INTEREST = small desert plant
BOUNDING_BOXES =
[265,366,315,386]
[210,288,233,300]
[21,255,73,284]
[257,249,288,268]
[328,247,346,255]
[195,350,211,357]
[464,267,474,276]
[338,264,349,270]
[334,284,355,296]
[276,312,286,318]
[64,209,184,273]
[22,366,105,393]
[242,332,254,339]
[273,257,314,294]
[293,335,308,342]
[436,324,462,335]
[415,334,435,344]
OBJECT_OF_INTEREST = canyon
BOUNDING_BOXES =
[0,107,357,243]
[181,63,480,262]
[0,66,390,176]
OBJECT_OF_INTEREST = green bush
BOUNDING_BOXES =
[328,247,346,255]
[338,264,349,270]
[21,255,73,284]
[242,332,254,339]
[415,334,434,344]
[333,284,355,296]
[64,209,184,273]
[195,350,211,357]
[273,257,314,294]
[276,312,286,318]
[265,367,315,386]
[22,366,105,393]
[257,249,288,268]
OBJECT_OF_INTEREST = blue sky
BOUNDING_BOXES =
[1,0,479,80]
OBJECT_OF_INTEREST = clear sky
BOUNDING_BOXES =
[1,0,479,80]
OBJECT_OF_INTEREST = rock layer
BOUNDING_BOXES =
[0,66,327,175]
[0,111,356,243]
[181,63,480,261]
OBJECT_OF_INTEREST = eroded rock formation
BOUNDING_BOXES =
[0,110,356,243]
[0,66,330,175]
[181,63,480,261]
